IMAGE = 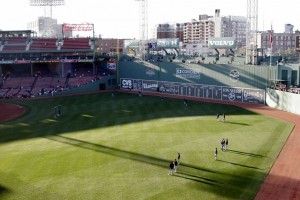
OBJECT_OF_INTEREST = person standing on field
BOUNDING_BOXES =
[178,152,181,164]
[216,113,220,121]
[168,161,175,175]
[214,148,218,160]
[174,159,178,172]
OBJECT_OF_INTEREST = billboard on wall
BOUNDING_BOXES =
[120,79,133,89]
[107,58,116,70]
[120,78,265,104]
[208,37,237,49]
[157,38,179,49]
[176,68,201,79]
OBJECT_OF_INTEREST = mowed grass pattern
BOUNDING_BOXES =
[0,92,293,200]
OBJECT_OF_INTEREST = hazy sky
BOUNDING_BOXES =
[0,0,299,39]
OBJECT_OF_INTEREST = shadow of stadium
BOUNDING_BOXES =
[0,92,257,145]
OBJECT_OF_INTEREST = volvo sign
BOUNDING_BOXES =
[208,37,237,49]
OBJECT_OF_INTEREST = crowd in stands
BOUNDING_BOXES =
[0,72,102,99]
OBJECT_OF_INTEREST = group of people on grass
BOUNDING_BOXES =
[215,138,229,160]
[168,153,181,175]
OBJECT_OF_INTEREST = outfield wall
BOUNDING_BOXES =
[119,60,276,89]
[49,75,117,96]
[120,78,265,104]
[266,88,300,115]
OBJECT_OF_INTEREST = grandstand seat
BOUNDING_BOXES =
[60,38,91,50]
[29,38,58,50]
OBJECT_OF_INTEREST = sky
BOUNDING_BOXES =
[0,0,299,39]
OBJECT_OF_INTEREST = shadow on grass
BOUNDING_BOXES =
[173,173,220,186]
[227,149,266,158]
[217,159,262,170]
[175,171,222,186]
[0,184,9,195]
[222,121,251,126]
[45,135,223,183]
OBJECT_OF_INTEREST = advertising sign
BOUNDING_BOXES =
[133,79,143,91]
[107,58,116,70]
[158,82,180,94]
[176,68,201,79]
[222,87,243,102]
[0,60,14,64]
[157,38,179,49]
[208,37,237,49]
[120,78,133,89]
[243,88,265,104]
[142,80,158,92]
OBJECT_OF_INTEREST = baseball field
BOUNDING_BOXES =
[0,92,293,200]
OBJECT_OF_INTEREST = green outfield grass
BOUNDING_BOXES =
[0,92,293,200]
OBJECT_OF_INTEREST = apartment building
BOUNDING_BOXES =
[156,23,184,41]
[156,9,246,49]
[257,25,300,56]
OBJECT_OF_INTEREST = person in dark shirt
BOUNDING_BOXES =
[168,161,175,175]
[174,159,178,172]
[177,152,181,164]
[215,148,218,160]
[221,138,225,151]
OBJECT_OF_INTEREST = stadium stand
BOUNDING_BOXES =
[1,37,28,52]
[29,38,58,51]
[60,38,91,50]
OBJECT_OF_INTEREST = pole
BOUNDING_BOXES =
[269,25,273,67]
[117,39,120,87]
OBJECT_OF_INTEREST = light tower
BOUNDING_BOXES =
[135,0,148,60]
[246,0,258,65]
[29,0,65,37]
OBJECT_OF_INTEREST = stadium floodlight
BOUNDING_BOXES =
[29,0,65,6]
